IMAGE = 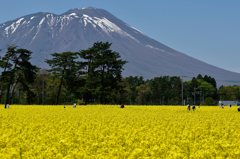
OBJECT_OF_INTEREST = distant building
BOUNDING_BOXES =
[219,100,239,106]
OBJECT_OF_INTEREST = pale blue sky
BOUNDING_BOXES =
[0,0,240,74]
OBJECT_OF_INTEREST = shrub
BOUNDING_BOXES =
[202,97,216,106]
[77,99,85,105]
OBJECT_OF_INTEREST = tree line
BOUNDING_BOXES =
[0,42,239,105]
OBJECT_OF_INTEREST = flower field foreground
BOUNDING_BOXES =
[1,105,240,158]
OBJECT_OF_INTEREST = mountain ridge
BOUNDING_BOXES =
[0,7,239,86]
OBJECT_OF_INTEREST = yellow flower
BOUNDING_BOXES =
[0,105,240,158]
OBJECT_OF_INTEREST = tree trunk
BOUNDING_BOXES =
[5,84,11,105]
[0,59,10,103]
[100,65,105,104]
[9,74,20,104]
[55,71,64,105]
[6,54,21,105]
[0,90,4,103]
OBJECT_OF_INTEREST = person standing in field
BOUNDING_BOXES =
[120,103,124,108]
[73,103,76,108]
[187,103,190,111]
[198,104,200,108]
[221,104,224,109]
[5,103,9,109]
[192,104,195,111]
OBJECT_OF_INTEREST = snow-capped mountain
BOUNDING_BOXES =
[0,7,239,85]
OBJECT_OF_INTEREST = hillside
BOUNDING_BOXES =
[0,7,239,85]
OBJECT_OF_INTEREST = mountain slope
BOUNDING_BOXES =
[0,7,239,85]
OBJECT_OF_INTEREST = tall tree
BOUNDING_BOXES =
[203,75,217,89]
[218,85,239,100]
[113,78,132,104]
[169,76,181,101]
[9,48,39,104]
[197,74,203,79]
[125,76,145,103]
[79,42,127,104]
[31,69,49,104]
[136,83,152,105]
[0,45,17,103]
[45,51,82,105]
[0,45,38,104]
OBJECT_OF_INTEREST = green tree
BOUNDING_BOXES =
[202,97,216,106]
[0,45,16,103]
[197,74,203,79]
[169,76,181,101]
[149,76,170,103]
[44,74,67,104]
[111,78,132,104]
[198,81,216,98]
[125,76,145,103]
[148,77,161,102]
[31,69,49,104]
[218,86,239,100]
[136,83,152,105]
[45,51,82,105]
[148,76,181,104]
[79,42,127,104]
[203,75,217,89]
[0,45,38,104]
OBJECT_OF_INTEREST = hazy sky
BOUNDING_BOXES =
[0,0,239,74]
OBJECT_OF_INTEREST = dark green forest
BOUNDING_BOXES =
[0,42,239,105]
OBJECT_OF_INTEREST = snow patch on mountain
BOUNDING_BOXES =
[30,16,36,20]
[68,13,79,18]
[145,45,169,54]
[46,14,57,27]
[146,45,160,50]
[81,14,138,41]
[61,13,79,22]
[23,26,35,37]
[126,24,151,39]
[78,7,96,10]
[30,17,45,43]
[82,14,96,27]
[39,17,45,26]
[16,18,24,24]
[4,17,25,36]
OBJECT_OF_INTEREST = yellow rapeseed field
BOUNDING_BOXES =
[0,105,240,158]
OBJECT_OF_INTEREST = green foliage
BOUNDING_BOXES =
[0,45,39,104]
[148,76,181,102]
[110,78,132,104]
[3,43,238,105]
[45,51,82,105]
[136,83,152,105]
[202,97,216,106]
[77,99,85,105]
[218,85,240,100]
[78,41,127,104]
[198,81,216,97]
[44,74,66,104]
[183,74,218,104]
[125,76,145,102]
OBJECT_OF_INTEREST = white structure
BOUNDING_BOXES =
[219,101,239,106]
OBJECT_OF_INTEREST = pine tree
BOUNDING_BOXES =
[0,45,39,104]
[45,51,83,105]
[79,42,127,104]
